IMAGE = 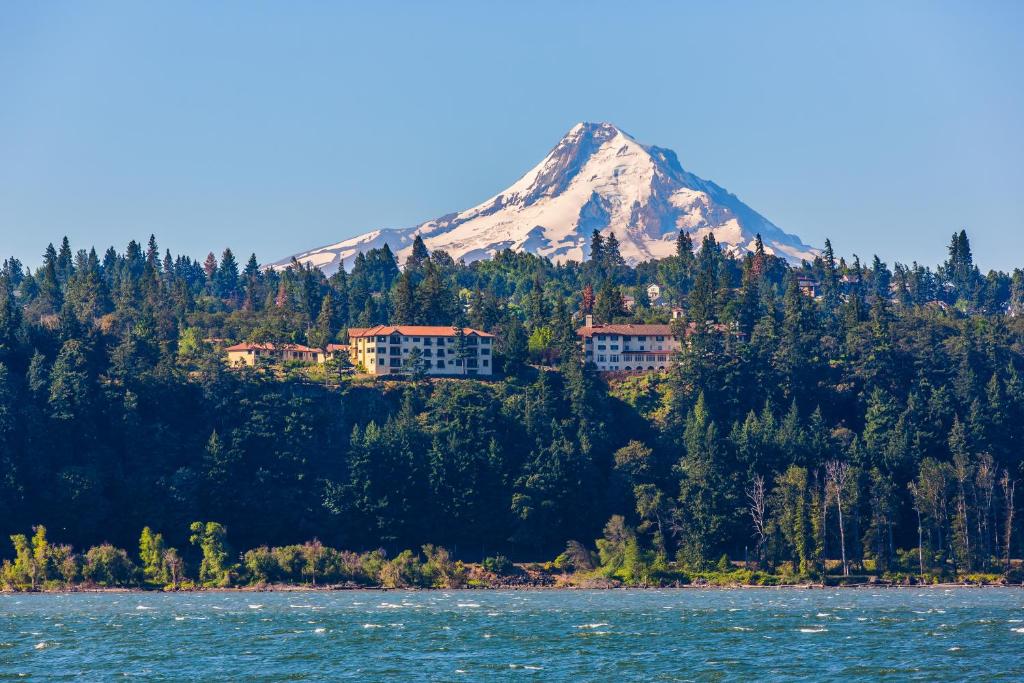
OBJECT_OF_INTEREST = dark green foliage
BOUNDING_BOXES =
[0,230,1021,578]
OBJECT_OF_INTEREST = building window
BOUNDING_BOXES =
[610,355,619,363]
[598,345,606,351]
[610,345,619,350]
[412,337,420,342]
[437,360,445,368]
[436,338,446,346]
[656,336,665,341]
[482,359,489,367]
[481,348,490,355]
[390,347,401,356]
[598,355,606,362]
[389,358,401,367]
[598,335,605,341]
[482,338,491,345]
[423,338,432,346]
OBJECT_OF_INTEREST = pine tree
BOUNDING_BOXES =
[589,230,606,266]
[308,293,336,349]
[203,252,218,284]
[406,235,430,271]
[56,237,74,284]
[676,393,735,568]
[676,229,694,259]
[215,248,240,300]
[604,232,625,272]
[392,272,416,324]
[593,280,623,323]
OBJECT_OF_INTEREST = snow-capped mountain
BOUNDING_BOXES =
[274,122,817,274]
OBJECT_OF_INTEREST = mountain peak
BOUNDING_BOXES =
[274,124,818,274]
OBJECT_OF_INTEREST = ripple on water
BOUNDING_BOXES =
[3,589,1024,679]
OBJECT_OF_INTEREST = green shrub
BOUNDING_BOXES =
[83,544,137,587]
[482,555,513,575]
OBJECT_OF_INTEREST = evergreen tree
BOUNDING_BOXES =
[406,235,430,271]
[215,248,240,300]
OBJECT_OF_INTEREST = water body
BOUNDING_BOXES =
[1,588,1022,680]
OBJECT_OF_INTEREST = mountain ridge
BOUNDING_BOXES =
[273,122,818,273]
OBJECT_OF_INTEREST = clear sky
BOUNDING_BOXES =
[2,1,1022,271]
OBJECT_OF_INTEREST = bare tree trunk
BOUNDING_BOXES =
[909,482,925,576]
[747,475,767,568]
[1002,470,1016,572]
[826,461,850,577]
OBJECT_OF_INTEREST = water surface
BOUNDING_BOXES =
[2,588,1022,680]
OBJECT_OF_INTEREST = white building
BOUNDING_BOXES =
[577,315,682,373]
[347,325,494,376]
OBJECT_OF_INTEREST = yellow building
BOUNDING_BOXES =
[347,325,494,376]
[225,342,324,367]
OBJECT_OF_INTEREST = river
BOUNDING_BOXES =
[2,588,1022,680]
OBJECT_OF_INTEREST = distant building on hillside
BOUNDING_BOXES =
[324,343,349,362]
[226,342,324,367]
[796,275,819,298]
[347,325,494,376]
[577,315,682,373]
[646,283,664,305]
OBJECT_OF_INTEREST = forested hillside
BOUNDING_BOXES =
[1,229,1023,583]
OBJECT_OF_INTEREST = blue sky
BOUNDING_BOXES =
[2,1,1022,271]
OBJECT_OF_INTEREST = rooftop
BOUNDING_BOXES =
[225,342,323,353]
[348,325,494,338]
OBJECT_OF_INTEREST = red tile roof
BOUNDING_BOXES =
[225,342,323,353]
[576,323,677,338]
[347,325,494,338]
[577,321,733,338]
[325,343,349,352]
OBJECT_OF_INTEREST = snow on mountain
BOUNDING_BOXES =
[273,122,818,274]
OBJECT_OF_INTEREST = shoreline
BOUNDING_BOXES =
[4,581,1021,595]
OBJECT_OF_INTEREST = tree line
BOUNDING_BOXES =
[1,228,1023,582]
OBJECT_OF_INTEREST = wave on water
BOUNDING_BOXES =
[248,605,263,609]
[799,628,827,633]
[457,603,481,608]
[34,642,48,650]
[574,623,609,629]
